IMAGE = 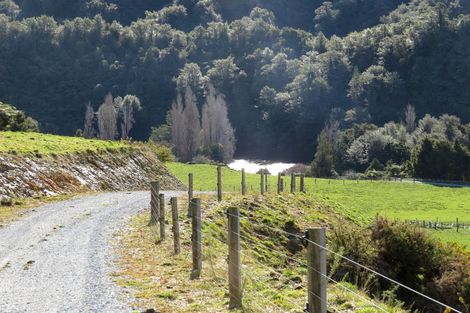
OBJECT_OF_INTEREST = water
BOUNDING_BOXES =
[228,159,295,175]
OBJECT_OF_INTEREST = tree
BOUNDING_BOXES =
[311,122,339,177]
[116,95,141,139]
[170,87,201,162]
[201,84,236,162]
[83,102,95,139]
[97,93,117,140]
[404,104,416,133]
[182,87,201,161]
[170,91,186,160]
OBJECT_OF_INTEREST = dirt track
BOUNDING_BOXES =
[0,191,184,313]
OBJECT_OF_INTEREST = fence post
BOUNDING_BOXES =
[260,172,265,195]
[280,178,284,192]
[291,173,295,193]
[159,193,166,240]
[277,173,282,194]
[265,173,268,193]
[217,166,222,202]
[300,174,305,193]
[456,218,459,233]
[150,181,160,225]
[191,198,202,279]
[228,207,242,309]
[171,197,180,254]
[306,228,327,313]
[188,173,193,217]
[241,169,246,196]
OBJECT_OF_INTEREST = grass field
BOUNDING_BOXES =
[0,131,129,154]
[165,162,470,247]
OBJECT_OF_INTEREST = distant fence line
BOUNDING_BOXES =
[404,219,470,232]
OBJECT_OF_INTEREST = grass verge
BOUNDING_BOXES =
[113,193,407,313]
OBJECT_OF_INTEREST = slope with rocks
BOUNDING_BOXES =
[0,131,184,202]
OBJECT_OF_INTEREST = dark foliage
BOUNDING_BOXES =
[0,0,469,163]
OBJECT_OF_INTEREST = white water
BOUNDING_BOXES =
[228,159,295,175]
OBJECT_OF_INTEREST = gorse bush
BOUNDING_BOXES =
[330,218,470,312]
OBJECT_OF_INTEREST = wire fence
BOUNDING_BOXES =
[147,169,464,313]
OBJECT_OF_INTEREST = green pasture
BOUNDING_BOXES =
[165,162,470,247]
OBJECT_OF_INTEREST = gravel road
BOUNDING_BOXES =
[0,191,184,313]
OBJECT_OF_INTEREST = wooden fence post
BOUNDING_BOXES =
[265,173,268,193]
[260,172,265,195]
[191,198,202,279]
[228,207,242,309]
[300,174,305,193]
[217,166,222,201]
[277,173,281,194]
[291,173,295,193]
[188,173,193,217]
[306,228,327,313]
[241,169,246,195]
[150,181,160,225]
[280,178,284,192]
[171,197,180,254]
[456,218,459,233]
[159,193,166,240]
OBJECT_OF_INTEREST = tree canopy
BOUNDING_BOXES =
[0,0,469,161]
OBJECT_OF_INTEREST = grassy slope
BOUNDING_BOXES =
[115,193,406,313]
[0,131,129,154]
[165,163,470,247]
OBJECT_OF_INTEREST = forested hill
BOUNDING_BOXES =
[1,0,470,161]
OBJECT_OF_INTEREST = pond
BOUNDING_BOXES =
[227,159,296,175]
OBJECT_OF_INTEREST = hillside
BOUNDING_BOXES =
[0,131,184,202]
[0,0,469,161]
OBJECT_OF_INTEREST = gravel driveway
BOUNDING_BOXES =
[0,190,184,313]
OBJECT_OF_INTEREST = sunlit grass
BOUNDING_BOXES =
[165,162,470,247]
[114,194,405,312]
[0,131,129,154]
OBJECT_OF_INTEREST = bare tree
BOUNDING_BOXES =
[201,84,236,161]
[83,102,95,139]
[97,93,117,140]
[170,92,186,159]
[404,104,416,133]
[182,87,201,161]
[117,95,141,139]
[170,87,201,162]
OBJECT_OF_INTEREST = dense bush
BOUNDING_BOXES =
[331,218,470,312]
[312,114,470,181]
[146,142,174,162]
[411,138,470,181]
[0,102,38,132]
[371,218,470,312]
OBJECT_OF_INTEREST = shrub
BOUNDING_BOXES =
[341,170,364,180]
[283,163,309,175]
[370,218,469,312]
[192,154,211,164]
[199,144,225,163]
[147,141,174,162]
[0,102,39,132]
